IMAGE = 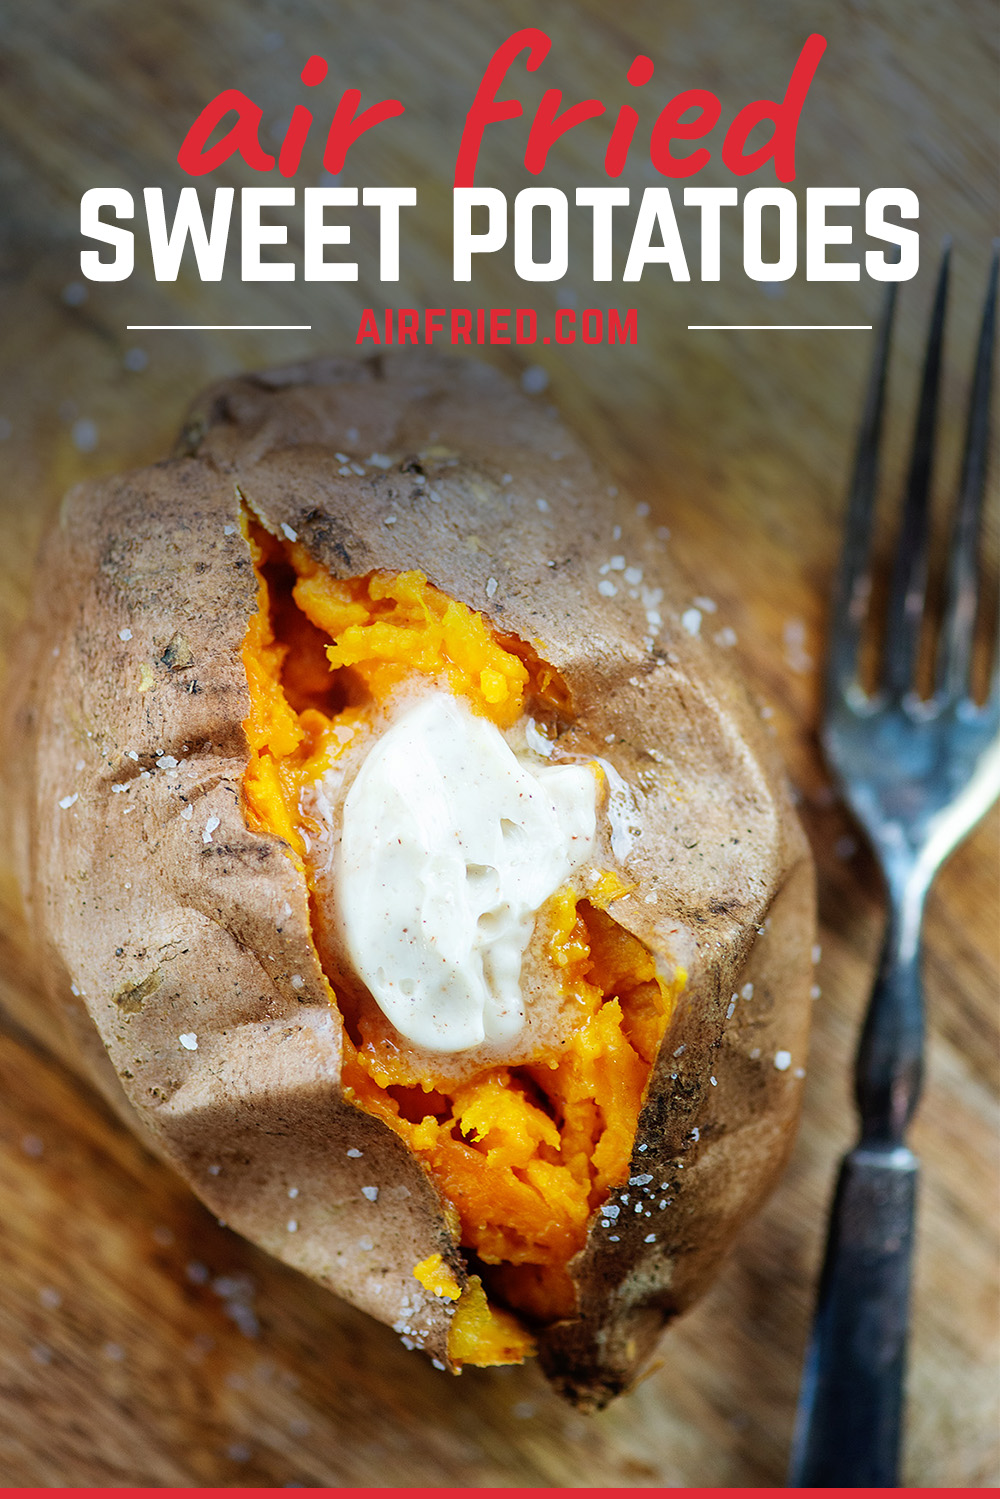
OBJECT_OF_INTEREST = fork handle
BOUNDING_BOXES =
[855,892,926,1137]
[788,1142,919,1487]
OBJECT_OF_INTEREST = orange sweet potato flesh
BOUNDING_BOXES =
[240,518,682,1335]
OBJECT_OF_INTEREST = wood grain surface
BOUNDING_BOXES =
[0,0,996,1486]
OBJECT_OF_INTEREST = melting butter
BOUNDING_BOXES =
[336,693,597,1052]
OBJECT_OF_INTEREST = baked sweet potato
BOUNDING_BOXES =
[6,352,814,1406]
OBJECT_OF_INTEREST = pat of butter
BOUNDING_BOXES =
[337,693,596,1053]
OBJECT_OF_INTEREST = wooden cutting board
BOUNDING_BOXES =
[0,0,996,1485]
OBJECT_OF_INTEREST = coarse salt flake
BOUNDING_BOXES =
[347,1147,363,1158]
[644,1233,657,1243]
[58,793,78,810]
[521,365,549,394]
[784,616,814,673]
[290,974,304,990]
[681,608,702,636]
[180,804,193,821]
[281,523,298,543]
[598,579,617,597]
[72,418,98,452]
[224,523,237,535]
[774,1050,792,1071]
[156,755,178,769]
[118,628,133,642]
[358,1235,374,1251]
[179,1033,198,1050]
[203,815,220,843]
[361,1185,379,1202]
[287,1219,298,1232]
[288,1186,299,1199]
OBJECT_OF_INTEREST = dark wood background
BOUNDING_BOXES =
[0,0,996,1485]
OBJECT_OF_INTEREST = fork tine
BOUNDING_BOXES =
[937,247,999,703]
[827,283,897,701]
[882,246,951,697]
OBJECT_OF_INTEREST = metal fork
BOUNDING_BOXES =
[788,247,1000,1488]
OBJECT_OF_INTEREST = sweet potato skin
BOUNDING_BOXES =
[6,353,814,1405]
